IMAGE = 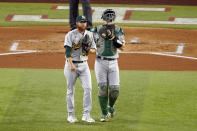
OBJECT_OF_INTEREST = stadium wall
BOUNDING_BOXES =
[0,0,197,6]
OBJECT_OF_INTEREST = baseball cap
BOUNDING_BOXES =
[76,15,87,23]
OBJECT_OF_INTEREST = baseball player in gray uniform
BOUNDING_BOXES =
[64,15,96,123]
[91,9,125,122]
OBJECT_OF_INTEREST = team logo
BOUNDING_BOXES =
[72,39,82,50]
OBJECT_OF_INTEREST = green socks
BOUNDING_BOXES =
[109,90,119,107]
[99,90,119,116]
[98,96,108,116]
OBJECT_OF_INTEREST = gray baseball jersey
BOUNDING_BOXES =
[64,29,96,61]
[64,29,96,115]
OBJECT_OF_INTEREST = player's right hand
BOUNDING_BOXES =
[70,64,76,72]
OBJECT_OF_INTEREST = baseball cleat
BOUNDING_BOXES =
[82,113,95,123]
[100,115,109,122]
[108,106,115,118]
[67,116,79,123]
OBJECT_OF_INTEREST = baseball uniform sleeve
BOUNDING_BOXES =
[64,32,72,48]
[89,32,97,49]
[91,27,99,46]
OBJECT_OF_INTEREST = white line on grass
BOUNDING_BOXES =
[9,14,197,24]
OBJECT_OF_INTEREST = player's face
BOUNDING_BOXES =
[76,22,87,31]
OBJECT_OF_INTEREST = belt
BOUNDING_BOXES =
[72,61,86,63]
[97,56,116,61]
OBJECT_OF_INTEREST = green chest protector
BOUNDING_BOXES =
[102,39,114,56]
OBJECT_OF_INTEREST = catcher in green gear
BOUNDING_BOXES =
[91,9,125,122]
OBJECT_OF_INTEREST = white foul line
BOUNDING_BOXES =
[120,51,197,60]
[152,52,197,60]
[0,51,38,56]
[1,41,196,60]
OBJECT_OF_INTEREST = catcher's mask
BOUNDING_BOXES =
[101,9,116,23]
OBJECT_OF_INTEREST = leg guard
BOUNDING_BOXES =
[98,83,108,116]
[109,85,119,107]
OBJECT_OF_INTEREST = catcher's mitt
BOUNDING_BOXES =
[99,24,115,40]
[99,24,123,48]
[82,34,91,56]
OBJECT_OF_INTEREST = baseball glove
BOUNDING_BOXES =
[99,24,115,40]
[82,34,91,56]
[99,24,123,48]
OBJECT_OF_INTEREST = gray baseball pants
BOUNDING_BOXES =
[95,58,120,86]
[64,61,92,115]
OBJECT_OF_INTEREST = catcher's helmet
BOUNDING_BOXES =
[101,9,116,22]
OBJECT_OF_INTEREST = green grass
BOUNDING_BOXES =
[0,68,197,131]
[0,2,197,29]
[131,6,197,21]
[0,3,66,26]
[128,5,197,29]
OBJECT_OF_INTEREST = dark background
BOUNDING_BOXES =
[0,0,197,6]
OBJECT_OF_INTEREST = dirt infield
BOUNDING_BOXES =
[0,26,197,71]
[1,52,197,71]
